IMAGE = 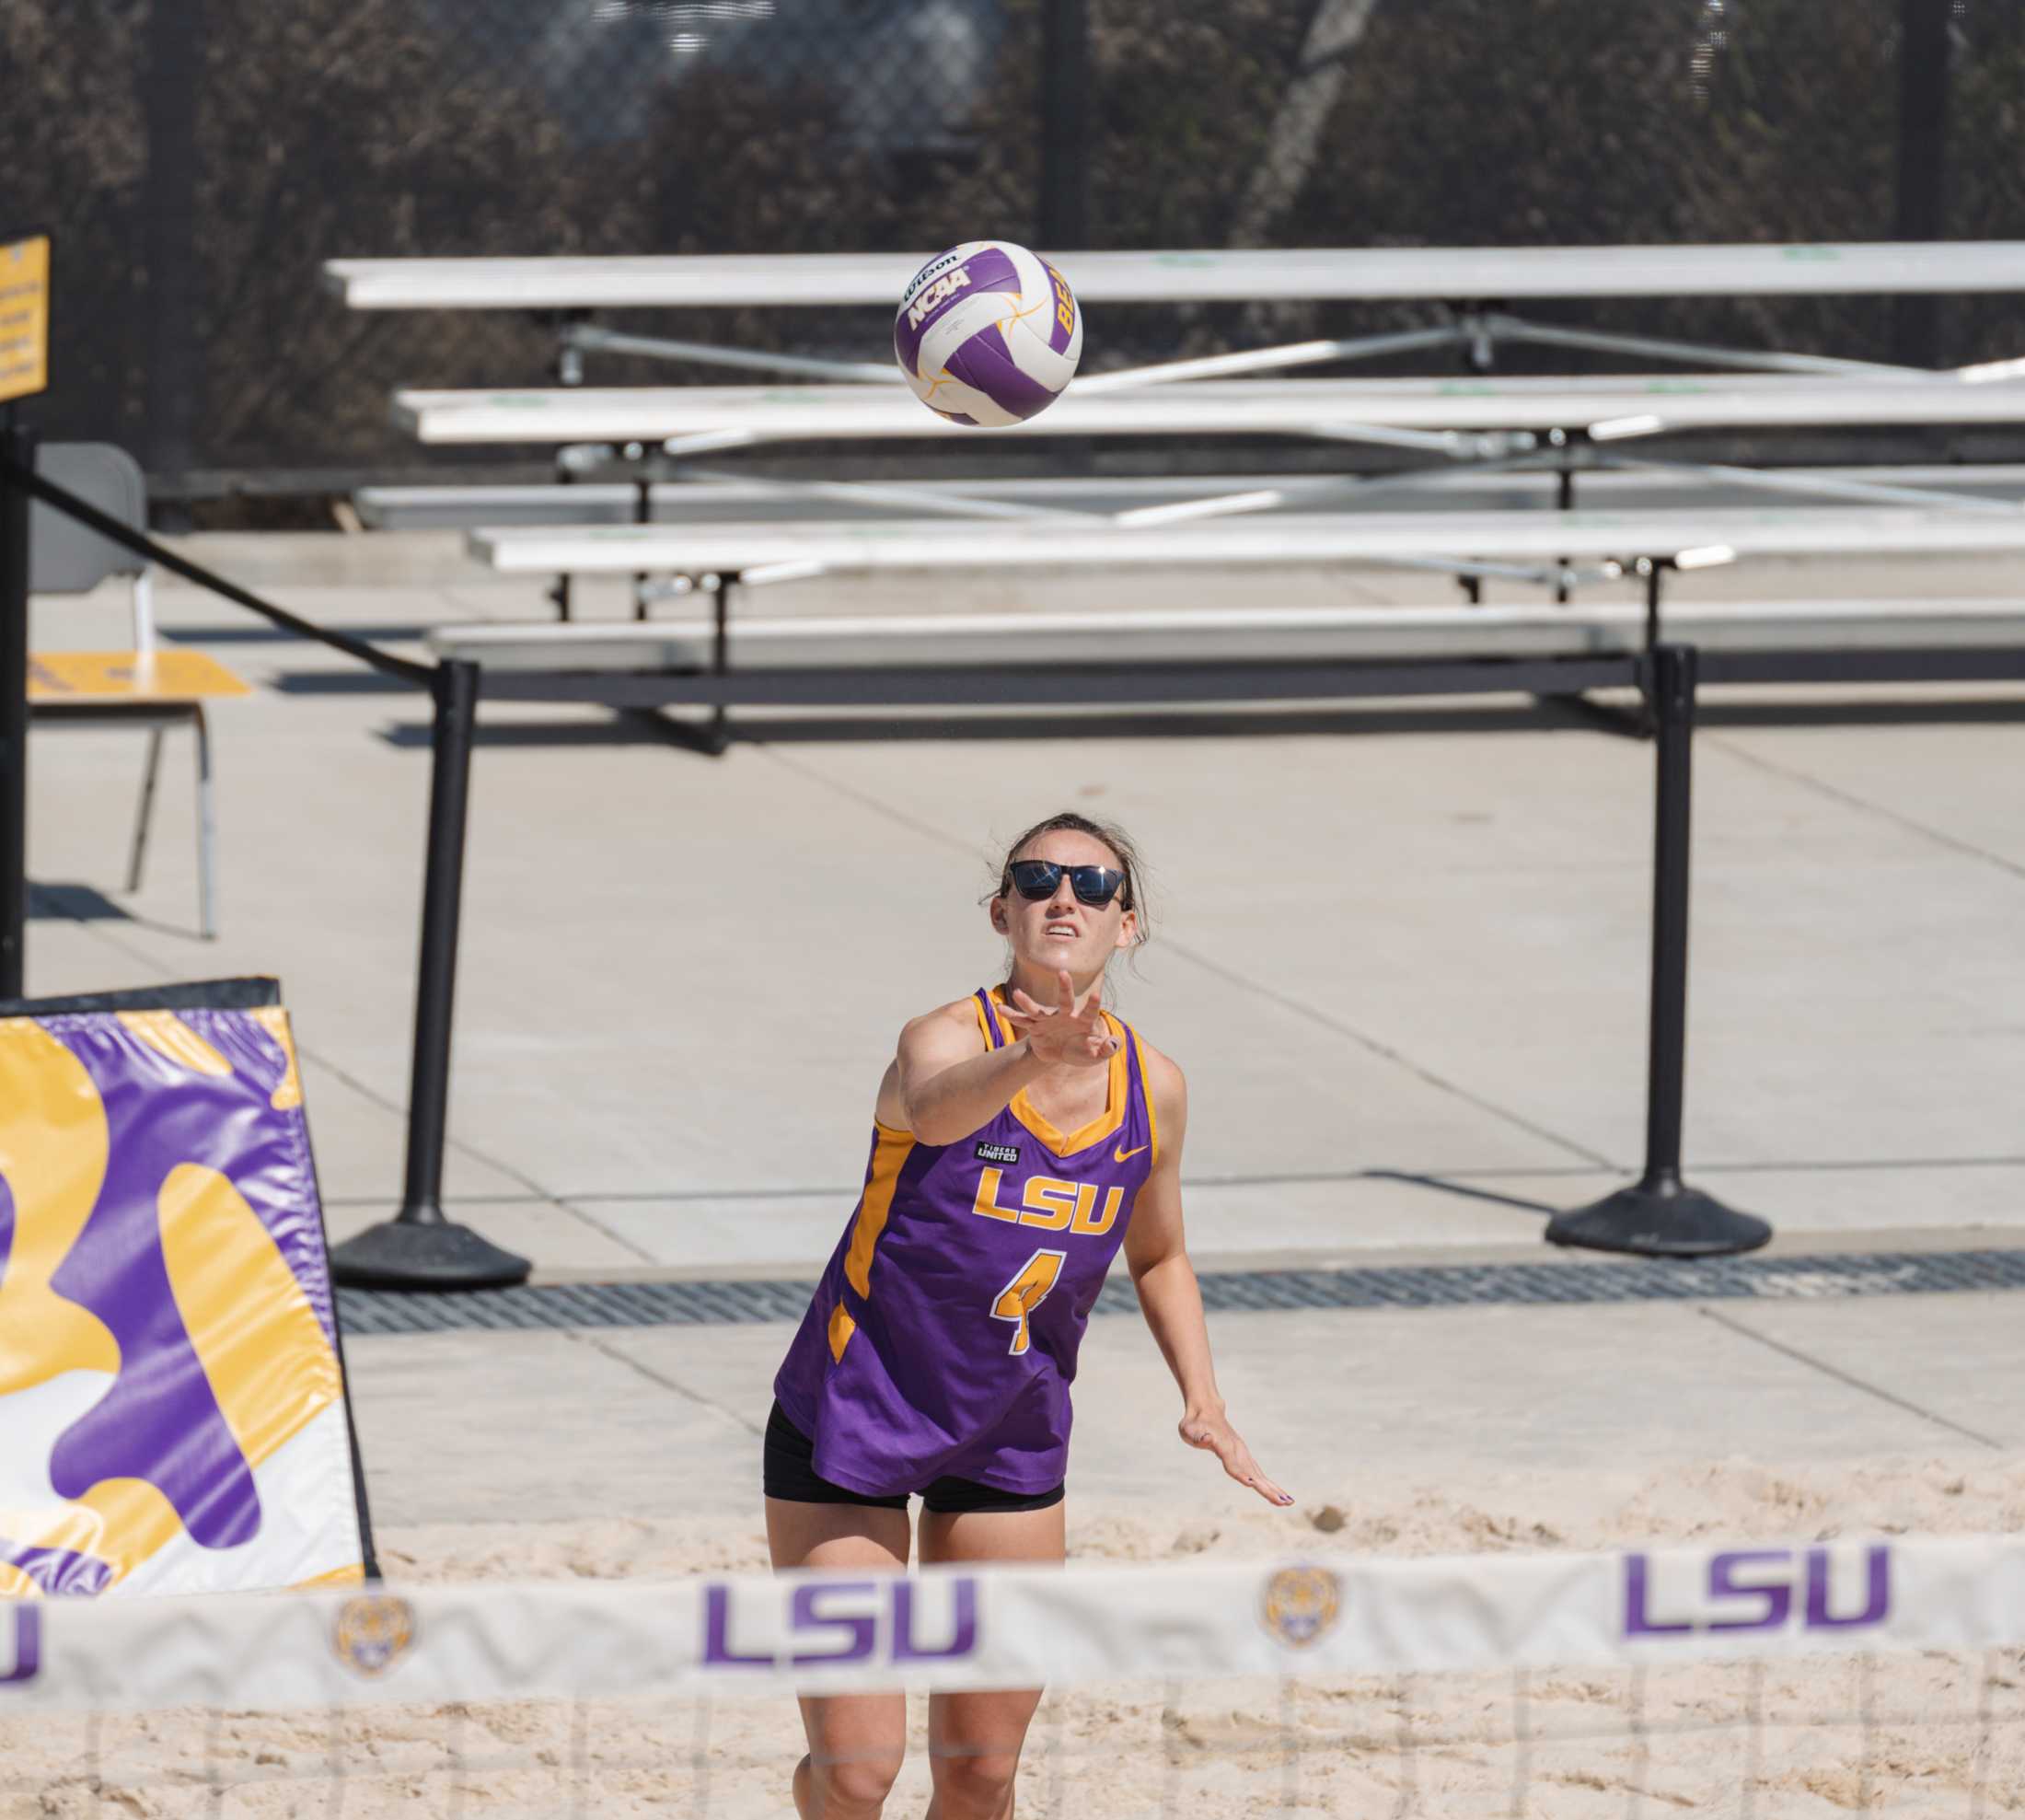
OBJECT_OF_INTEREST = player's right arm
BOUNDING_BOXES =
[878,999,1046,1144]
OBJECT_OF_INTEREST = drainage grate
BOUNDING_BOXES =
[335,1246,2025,1338]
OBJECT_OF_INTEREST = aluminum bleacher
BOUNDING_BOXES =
[390,374,2025,451]
[353,465,2025,532]
[331,240,2025,752]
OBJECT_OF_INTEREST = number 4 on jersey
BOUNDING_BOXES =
[991,1248,1066,1356]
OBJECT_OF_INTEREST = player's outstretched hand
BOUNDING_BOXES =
[997,969,1120,1069]
[1180,1409,1293,1507]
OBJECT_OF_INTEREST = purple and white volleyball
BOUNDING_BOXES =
[894,240,1082,427]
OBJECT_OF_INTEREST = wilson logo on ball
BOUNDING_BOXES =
[905,270,972,330]
[895,239,1083,428]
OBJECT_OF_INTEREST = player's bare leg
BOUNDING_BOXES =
[919,1501,1066,1819]
[768,1497,913,1818]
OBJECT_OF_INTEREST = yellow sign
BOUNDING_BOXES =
[27,651,251,703]
[0,232,49,405]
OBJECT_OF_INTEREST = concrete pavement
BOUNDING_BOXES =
[17,526,2025,1551]
[23,539,2025,1267]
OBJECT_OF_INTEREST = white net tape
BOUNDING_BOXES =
[2,1535,2021,1814]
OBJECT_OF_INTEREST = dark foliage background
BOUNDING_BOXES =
[6,0,2020,500]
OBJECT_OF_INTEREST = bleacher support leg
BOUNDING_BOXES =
[1626,558,1668,738]
[708,576,732,753]
[1545,643,1772,1258]
[0,420,35,999]
[1554,444,1573,603]
[330,658,531,1289]
[550,446,577,620]
[632,473,652,622]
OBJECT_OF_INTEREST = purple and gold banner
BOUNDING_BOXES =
[0,1006,367,1597]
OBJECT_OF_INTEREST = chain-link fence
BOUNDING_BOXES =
[6,0,2025,503]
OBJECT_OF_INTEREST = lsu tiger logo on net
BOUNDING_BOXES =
[1259,1564,1342,1650]
[331,1593,417,1678]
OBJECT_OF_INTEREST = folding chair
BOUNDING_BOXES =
[29,443,230,938]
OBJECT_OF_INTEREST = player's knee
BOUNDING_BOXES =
[809,1746,904,1814]
[932,1749,1020,1814]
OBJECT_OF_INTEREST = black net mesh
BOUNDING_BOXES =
[4,1648,2023,1814]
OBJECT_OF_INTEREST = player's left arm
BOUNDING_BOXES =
[1124,1045,1293,1509]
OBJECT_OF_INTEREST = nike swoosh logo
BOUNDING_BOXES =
[1114,1142,1151,1164]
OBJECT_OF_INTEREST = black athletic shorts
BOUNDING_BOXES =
[762,1401,1064,1515]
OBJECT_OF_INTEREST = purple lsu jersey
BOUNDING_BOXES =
[773,987,1159,1498]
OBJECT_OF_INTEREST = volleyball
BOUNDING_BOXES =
[894,240,1082,427]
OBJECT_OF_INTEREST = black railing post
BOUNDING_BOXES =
[401,657,479,1224]
[1642,643,1694,1183]
[0,419,34,999]
[330,658,530,1288]
[1546,643,1772,1257]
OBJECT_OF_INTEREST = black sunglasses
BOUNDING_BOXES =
[1003,859,1130,909]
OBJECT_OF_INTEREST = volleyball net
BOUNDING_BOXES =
[2,1535,2021,1815]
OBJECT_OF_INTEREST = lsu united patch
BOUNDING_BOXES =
[1259,1565,1342,1650]
[332,1593,418,1678]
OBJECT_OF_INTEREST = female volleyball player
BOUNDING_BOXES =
[767,811,1289,1820]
